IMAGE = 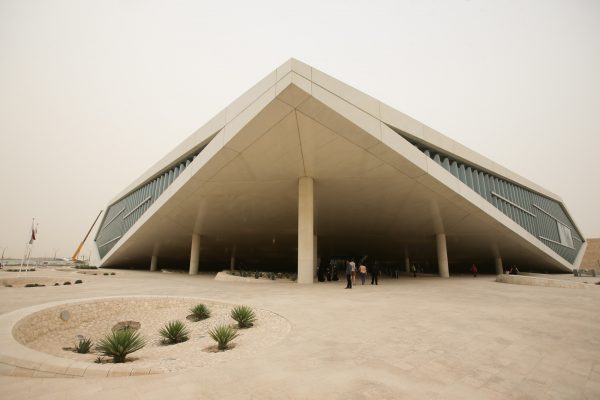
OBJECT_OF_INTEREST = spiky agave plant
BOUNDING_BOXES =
[159,320,190,345]
[75,337,93,354]
[208,325,239,350]
[189,304,211,320]
[230,305,256,328]
[95,328,145,363]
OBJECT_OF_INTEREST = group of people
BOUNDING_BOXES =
[344,258,379,289]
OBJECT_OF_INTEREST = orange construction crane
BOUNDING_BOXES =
[72,210,103,262]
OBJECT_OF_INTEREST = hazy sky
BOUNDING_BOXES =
[1,0,599,260]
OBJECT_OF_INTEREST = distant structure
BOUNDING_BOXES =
[94,59,586,282]
[581,238,600,273]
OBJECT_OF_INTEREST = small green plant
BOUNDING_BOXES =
[95,328,145,363]
[190,304,211,320]
[94,356,105,364]
[208,324,239,350]
[231,305,256,328]
[54,283,59,286]
[75,337,93,354]
[103,272,109,276]
[159,320,190,344]
[110,272,116,275]
[74,280,83,284]
[25,283,44,287]
[63,281,71,285]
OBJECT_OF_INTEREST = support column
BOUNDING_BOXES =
[150,255,158,272]
[494,256,503,276]
[230,246,236,271]
[297,177,314,284]
[436,233,449,278]
[313,234,318,279]
[189,233,200,275]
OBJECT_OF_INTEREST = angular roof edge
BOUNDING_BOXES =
[109,57,562,205]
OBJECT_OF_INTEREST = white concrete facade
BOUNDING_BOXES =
[95,58,585,279]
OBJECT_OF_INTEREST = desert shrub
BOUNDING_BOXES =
[74,265,97,270]
[74,280,83,284]
[110,272,115,275]
[95,328,145,363]
[75,337,93,354]
[63,281,71,285]
[54,283,59,286]
[159,320,190,344]
[25,283,38,287]
[4,284,12,287]
[190,304,211,320]
[231,305,256,328]
[208,325,239,350]
[103,273,109,276]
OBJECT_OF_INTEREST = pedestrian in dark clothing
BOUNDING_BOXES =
[411,264,416,278]
[371,261,379,285]
[345,260,352,289]
[470,263,478,277]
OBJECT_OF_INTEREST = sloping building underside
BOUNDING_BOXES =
[94,59,586,281]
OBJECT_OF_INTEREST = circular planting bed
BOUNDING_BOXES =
[10,296,290,376]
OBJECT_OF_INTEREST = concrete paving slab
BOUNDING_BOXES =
[0,268,599,399]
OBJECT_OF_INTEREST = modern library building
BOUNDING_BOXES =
[94,59,586,283]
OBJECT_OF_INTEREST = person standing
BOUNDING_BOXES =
[350,258,356,285]
[359,262,367,285]
[411,264,417,278]
[470,263,478,277]
[371,261,379,285]
[345,259,352,289]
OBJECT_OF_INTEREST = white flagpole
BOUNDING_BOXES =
[20,218,36,273]
[27,221,38,272]
[18,244,28,274]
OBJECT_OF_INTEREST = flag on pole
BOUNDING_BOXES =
[28,222,37,245]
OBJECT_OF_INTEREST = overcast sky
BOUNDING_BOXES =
[0,0,598,260]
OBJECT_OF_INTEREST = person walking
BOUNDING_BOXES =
[359,262,367,285]
[411,263,417,278]
[470,263,478,277]
[371,261,379,285]
[345,259,352,289]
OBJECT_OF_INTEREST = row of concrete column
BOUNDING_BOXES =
[150,176,506,280]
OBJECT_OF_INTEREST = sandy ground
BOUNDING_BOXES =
[0,267,599,400]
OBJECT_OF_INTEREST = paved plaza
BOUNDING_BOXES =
[1,268,599,399]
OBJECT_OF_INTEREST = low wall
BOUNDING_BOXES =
[495,274,593,289]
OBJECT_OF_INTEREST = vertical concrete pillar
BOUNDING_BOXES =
[150,255,158,272]
[313,234,318,278]
[494,256,503,275]
[230,246,236,271]
[189,233,201,275]
[297,177,314,284]
[436,233,449,278]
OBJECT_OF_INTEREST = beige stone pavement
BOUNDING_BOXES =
[0,268,599,400]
